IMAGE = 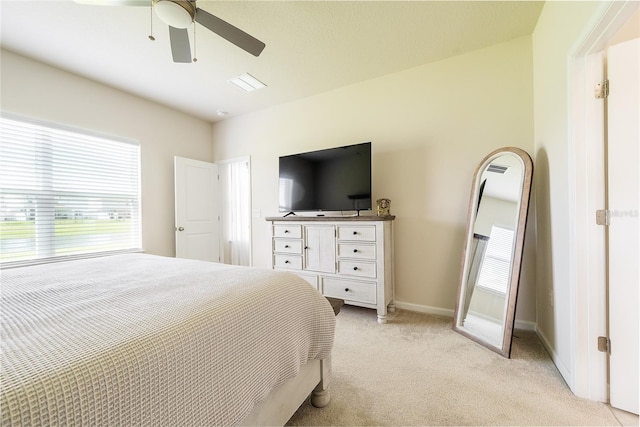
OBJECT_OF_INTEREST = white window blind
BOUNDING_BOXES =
[0,114,141,267]
[476,225,514,294]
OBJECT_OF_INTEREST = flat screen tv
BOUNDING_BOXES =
[278,142,372,214]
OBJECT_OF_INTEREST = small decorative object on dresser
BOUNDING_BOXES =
[376,198,391,216]
[267,215,396,324]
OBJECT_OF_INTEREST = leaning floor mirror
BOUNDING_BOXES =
[453,147,533,358]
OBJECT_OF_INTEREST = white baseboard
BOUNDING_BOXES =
[515,319,537,331]
[535,325,573,390]
[393,300,537,331]
[393,301,454,318]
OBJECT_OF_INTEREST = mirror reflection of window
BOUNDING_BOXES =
[476,225,514,294]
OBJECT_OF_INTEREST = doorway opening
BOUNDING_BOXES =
[217,157,252,266]
[569,0,638,409]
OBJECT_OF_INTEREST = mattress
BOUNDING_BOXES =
[1,254,335,426]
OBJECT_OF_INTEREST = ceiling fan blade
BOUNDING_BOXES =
[194,8,265,57]
[73,0,149,6]
[169,26,192,63]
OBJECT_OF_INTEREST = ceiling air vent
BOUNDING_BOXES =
[487,164,509,174]
[228,73,267,92]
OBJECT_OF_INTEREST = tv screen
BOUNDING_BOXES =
[279,142,372,213]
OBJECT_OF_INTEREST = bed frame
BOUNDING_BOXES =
[241,358,331,426]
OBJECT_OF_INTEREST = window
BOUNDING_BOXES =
[0,114,141,267]
[476,225,514,294]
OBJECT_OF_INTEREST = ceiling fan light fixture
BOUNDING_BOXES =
[154,0,194,29]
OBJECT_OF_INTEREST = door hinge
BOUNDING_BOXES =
[597,336,611,354]
[595,80,609,99]
[596,209,610,226]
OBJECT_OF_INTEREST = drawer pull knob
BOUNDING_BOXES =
[344,288,350,292]
[353,266,358,271]
[284,245,290,248]
[285,260,290,264]
[352,231,357,235]
[284,230,289,233]
[304,246,309,250]
[353,249,358,253]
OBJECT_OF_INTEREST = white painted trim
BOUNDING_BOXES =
[394,301,536,331]
[215,156,253,266]
[514,320,537,332]
[567,0,639,402]
[394,300,453,318]
[537,324,572,385]
[215,155,250,165]
[247,156,253,267]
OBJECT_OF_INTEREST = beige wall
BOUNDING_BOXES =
[0,49,213,257]
[212,36,536,323]
[532,0,613,391]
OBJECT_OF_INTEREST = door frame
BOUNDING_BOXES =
[568,0,639,401]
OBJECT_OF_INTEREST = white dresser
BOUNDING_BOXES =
[266,216,395,324]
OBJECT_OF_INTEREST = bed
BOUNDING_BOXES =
[0,253,336,426]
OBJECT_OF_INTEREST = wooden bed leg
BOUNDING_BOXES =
[311,388,330,408]
[311,358,331,408]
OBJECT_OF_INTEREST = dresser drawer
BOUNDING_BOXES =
[273,239,302,254]
[273,224,302,239]
[274,254,302,270]
[337,260,377,278]
[337,225,376,242]
[337,242,376,260]
[322,277,376,305]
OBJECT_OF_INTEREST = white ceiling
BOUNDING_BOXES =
[1,1,544,123]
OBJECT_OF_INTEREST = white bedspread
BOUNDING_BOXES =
[1,254,335,426]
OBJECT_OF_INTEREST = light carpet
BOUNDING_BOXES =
[287,306,624,426]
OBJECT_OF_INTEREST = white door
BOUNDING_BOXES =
[174,156,220,262]
[607,38,639,415]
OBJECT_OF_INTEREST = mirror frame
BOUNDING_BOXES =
[453,147,533,357]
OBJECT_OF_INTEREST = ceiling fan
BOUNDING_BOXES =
[75,0,266,63]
